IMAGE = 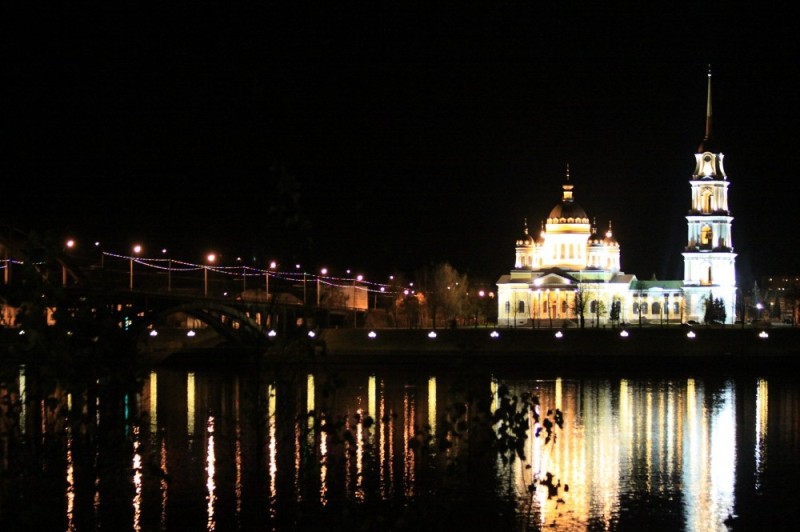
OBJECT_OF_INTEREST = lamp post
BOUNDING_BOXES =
[265,261,276,302]
[317,267,327,306]
[237,257,246,294]
[62,239,75,287]
[296,264,306,306]
[130,244,142,291]
[162,248,172,292]
[353,274,363,327]
[204,253,216,297]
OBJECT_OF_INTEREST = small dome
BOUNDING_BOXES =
[517,232,534,246]
[603,221,619,245]
[588,230,604,245]
[517,219,535,246]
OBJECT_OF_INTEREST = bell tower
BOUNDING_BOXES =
[682,67,737,322]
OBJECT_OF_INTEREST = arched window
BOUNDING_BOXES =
[632,302,640,314]
[673,302,680,314]
[561,300,567,313]
[590,300,598,313]
[641,302,649,314]
[518,300,525,313]
[652,302,661,314]
[701,225,712,247]
[702,189,713,213]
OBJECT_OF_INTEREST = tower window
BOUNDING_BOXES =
[702,190,713,213]
[701,225,712,247]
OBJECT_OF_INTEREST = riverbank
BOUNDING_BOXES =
[315,326,799,374]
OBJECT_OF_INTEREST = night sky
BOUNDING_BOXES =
[6,4,799,286]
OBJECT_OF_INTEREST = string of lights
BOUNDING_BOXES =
[101,252,404,295]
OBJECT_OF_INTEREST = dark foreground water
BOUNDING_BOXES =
[1,357,799,531]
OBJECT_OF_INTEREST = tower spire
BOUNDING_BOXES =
[704,65,712,142]
[562,163,574,202]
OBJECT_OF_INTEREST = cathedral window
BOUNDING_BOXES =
[702,189,713,213]
[701,225,712,247]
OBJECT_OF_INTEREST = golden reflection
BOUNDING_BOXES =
[268,383,277,521]
[355,408,364,502]
[187,372,196,437]
[502,377,739,529]
[345,415,352,498]
[555,377,562,410]
[428,376,437,440]
[132,425,142,532]
[490,377,498,412]
[755,378,768,491]
[710,383,736,526]
[160,435,168,529]
[379,379,387,499]
[66,426,75,532]
[206,415,217,531]
[320,416,328,506]
[294,418,302,502]
[149,370,158,433]
[307,374,315,417]
[646,389,653,491]
[369,375,377,425]
[234,379,242,522]
[19,365,27,435]
[403,389,415,498]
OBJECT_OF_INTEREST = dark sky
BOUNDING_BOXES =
[5,4,799,286]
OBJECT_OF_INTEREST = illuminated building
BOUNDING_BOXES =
[681,68,737,323]
[497,69,737,326]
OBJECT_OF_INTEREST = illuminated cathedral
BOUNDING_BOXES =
[496,70,737,327]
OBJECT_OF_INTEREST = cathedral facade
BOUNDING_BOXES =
[496,71,737,327]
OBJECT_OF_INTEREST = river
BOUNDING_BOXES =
[1,356,799,531]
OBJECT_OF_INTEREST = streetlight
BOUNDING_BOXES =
[353,274,363,327]
[162,248,172,292]
[265,261,276,302]
[317,267,327,306]
[237,257,246,293]
[63,238,75,287]
[204,253,216,297]
[296,264,306,306]
[130,244,142,291]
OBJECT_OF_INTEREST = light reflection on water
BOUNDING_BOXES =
[3,364,800,530]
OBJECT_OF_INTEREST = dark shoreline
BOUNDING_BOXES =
[314,326,799,375]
